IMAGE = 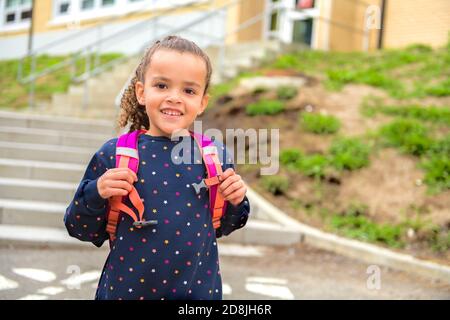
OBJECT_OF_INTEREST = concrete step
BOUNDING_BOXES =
[0,219,300,249]
[0,141,93,164]
[0,126,110,149]
[51,90,119,117]
[45,104,119,120]
[216,56,255,71]
[0,177,77,203]
[0,224,94,248]
[0,111,115,135]
[0,158,85,183]
[0,198,66,229]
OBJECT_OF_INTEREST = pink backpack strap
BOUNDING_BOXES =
[106,129,153,242]
[190,131,227,229]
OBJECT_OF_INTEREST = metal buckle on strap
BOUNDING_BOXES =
[133,220,158,227]
[116,147,139,159]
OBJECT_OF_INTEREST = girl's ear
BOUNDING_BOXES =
[199,93,209,115]
[135,80,145,105]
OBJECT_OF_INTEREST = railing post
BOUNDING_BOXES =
[17,57,23,82]
[70,53,76,80]
[28,55,37,109]
[218,8,227,82]
[95,25,102,68]
[83,48,91,110]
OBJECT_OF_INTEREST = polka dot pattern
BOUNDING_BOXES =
[64,134,250,300]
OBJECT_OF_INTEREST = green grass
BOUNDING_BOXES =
[378,119,433,156]
[330,204,405,248]
[279,148,330,179]
[361,100,450,126]
[270,41,450,99]
[329,137,371,171]
[419,134,450,193]
[261,175,290,195]
[209,71,262,106]
[300,112,341,134]
[280,148,303,166]
[295,153,329,178]
[246,100,284,116]
[276,85,298,100]
[0,53,123,109]
[278,136,371,179]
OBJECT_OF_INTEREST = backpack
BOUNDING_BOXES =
[105,129,227,242]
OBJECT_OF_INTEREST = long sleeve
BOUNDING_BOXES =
[214,141,251,238]
[216,196,250,238]
[64,139,116,247]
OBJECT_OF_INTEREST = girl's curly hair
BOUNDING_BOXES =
[117,35,213,133]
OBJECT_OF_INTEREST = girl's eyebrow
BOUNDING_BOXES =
[152,76,201,88]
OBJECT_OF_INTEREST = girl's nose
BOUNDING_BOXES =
[166,90,182,104]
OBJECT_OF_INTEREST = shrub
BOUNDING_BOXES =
[295,154,329,178]
[276,86,298,100]
[378,105,450,125]
[378,119,432,156]
[300,112,341,134]
[329,137,371,171]
[420,135,450,192]
[421,155,450,192]
[261,176,289,195]
[246,100,284,116]
[425,79,450,97]
[331,205,404,248]
[280,149,303,166]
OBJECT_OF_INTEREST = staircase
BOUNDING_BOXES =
[0,111,115,247]
[0,110,302,248]
[27,41,283,121]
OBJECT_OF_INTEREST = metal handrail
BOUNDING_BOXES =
[20,0,275,110]
[73,0,263,84]
[17,0,203,83]
[113,6,269,108]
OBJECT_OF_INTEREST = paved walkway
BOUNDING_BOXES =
[0,243,449,300]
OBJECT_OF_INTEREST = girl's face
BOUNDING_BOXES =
[135,49,209,137]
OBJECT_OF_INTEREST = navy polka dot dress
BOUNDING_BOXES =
[64,134,250,300]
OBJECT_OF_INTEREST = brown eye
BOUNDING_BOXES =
[185,88,195,95]
[155,83,167,89]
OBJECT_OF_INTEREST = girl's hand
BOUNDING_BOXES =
[218,168,247,207]
[97,168,138,199]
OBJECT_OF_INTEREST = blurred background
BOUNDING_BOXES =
[0,0,449,300]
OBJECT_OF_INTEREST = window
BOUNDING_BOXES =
[3,0,32,25]
[101,0,115,6]
[59,2,71,14]
[6,12,15,23]
[81,0,95,10]
[296,0,315,10]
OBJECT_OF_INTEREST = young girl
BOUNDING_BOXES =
[64,35,250,300]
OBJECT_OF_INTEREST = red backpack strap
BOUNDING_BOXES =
[106,129,151,242]
[190,131,228,229]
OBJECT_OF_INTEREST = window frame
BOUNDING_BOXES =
[0,0,32,31]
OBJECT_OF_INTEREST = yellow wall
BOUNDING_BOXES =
[0,0,216,37]
[235,0,265,43]
[328,0,381,52]
[383,0,450,48]
[5,0,448,50]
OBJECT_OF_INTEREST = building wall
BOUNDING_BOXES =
[0,0,216,37]
[0,0,230,59]
[328,0,381,52]
[383,0,450,48]
[236,0,265,42]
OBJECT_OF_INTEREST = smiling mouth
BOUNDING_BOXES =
[160,109,183,117]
